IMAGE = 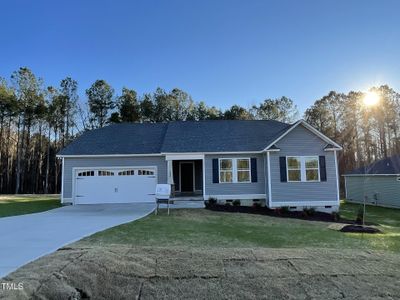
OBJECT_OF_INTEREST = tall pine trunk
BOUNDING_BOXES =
[15,115,22,194]
[45,126,51,194]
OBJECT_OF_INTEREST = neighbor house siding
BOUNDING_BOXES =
[269,124,338,205]
[62,156,167,200]
[345,176,400,208]
[204,154,266,197]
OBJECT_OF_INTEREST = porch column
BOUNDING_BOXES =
[167,160,174,194]
[167,160,174,184]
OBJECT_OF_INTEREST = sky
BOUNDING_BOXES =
[0,0,399,113]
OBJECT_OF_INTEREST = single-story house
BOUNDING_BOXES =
[344,155,400,208]
[57,119,342,212]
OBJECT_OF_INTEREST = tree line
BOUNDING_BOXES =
[304,86,400,188]
[1,66,399,194]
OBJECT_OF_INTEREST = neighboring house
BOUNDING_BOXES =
[344,155,400,208]
[57,119,342,212]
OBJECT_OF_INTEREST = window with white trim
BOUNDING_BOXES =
[237,158,250,182]
[287,157,301,182]
[305,157,319,181]
[287,156,319,182]
[219,158,251,183]
[219,159,233,183]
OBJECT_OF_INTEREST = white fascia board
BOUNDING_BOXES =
[57,153,163,158]
[343,174,399,177]
[263,119,343,151]
[265,149,281,152]
[204,194,266,200]
[324,148,342,152]
[162,151,263,155]
[72,165,158,170]
[270,201,339,207]
[165,153,205,161]
[59,151,265,159]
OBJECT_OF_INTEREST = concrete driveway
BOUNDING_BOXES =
[0,203,155,278]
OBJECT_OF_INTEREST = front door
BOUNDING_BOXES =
[180,162,194,192]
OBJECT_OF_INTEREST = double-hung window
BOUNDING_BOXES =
[305,157,319,181]
[237,159,250,182]
[287,156,319,182]
[219,159,233,183]
[287,157,301,181]
[219,158,251,183]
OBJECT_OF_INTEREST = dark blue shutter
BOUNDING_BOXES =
[279,156,287,182]
[251,158,257,182]
[319,156,327,181]
[212,159,219,183]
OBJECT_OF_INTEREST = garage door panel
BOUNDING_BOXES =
[117,175,156,203]
[76,177,117,204]
[74,167,157,204]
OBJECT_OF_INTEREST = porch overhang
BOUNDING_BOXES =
[165,153,205,161]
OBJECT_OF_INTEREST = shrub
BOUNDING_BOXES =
[331,211,340,222]
[207,197,217,204]
[205,197,217,208]
[225,202,232,206]
[253,202,262,209]
[232,200,241,206]
[280,206,290,214]
[303,207,316,217]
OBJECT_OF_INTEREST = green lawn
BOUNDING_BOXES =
[0,194,61,218]
[79,201,400,252]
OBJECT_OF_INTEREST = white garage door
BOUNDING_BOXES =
[74,167,157,204]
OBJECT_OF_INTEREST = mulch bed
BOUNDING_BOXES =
[340,225,382,234]
[205,203,351,223]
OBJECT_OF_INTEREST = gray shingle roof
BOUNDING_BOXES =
[58,120,291,155]
[161,120,289,152]
[345,155,400,175]
[58,123,168,155]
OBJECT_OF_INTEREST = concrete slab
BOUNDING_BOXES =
[0,203,155,278]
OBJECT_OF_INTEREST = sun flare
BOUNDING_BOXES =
[363,91,380,106]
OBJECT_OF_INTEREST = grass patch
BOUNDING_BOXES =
[79,201,400,252]
[0,194,61,218]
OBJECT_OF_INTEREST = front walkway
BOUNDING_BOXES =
[0,203,154,278]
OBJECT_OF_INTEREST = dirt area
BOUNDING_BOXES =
[1,246,399,299]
